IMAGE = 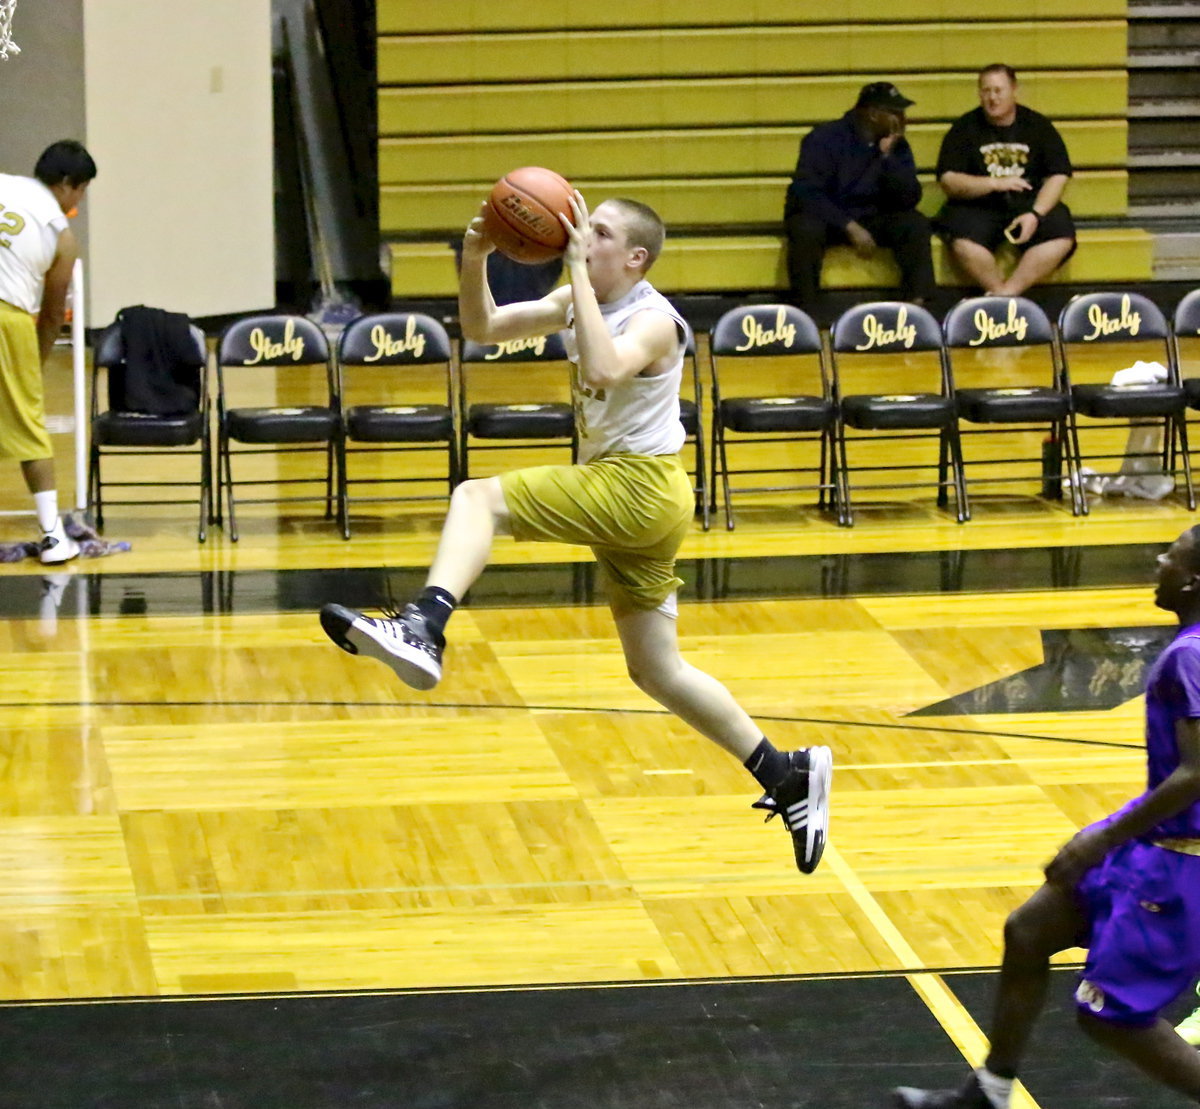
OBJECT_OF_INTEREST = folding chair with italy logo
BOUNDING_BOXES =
[1057,291,1194,512]
[829,300,969,525]
[1170,287,1200,489]
[1173,288,1200,405]
[215,314,346,541]
[679,329,710,529]
[942,295,1082,515]
[337,312,459,538]
[709,303,840,529]
[458,331,576,479]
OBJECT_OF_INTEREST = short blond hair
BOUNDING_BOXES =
[604,197,666,272]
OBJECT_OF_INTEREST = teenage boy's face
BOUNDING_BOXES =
[586,203,630,276]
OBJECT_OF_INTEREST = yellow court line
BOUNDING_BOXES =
[824,840,1040,1109]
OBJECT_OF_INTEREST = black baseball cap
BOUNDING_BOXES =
[855,81,915,112]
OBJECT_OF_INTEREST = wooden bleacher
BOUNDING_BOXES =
[377,0,1147,299]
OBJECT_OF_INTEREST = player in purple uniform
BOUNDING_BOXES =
[893,524,1200,1108]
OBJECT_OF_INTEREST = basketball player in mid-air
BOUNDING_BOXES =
[320,189,832,874]
[893,525,1200,1108]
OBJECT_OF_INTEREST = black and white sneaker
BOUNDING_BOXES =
[893,1074,994,1109]
[752,746,832,874]
[319,602,444,691]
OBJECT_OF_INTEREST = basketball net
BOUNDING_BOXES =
[0,0,19,60]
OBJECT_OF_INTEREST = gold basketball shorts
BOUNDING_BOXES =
[0,298,52,460]
[500,452,694,611]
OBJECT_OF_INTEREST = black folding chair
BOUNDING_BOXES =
[216,314,346,541]
[88,319,211,541]
[830,301,968,525]
[679,330,710,529]
[459,332,576,479]
[709,303,839,528]
[1171,288,1200,504]
[337,312,458,536]
[943,295,1081,514]
[1058,291,1194,512]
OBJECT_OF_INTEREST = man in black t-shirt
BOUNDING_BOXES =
[935,64,1076,295]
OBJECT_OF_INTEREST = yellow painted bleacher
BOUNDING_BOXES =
[377,23,1126,86]
[377,4,1142,298]
[389,228,1154,299]
[380,121,1127,185]
[378,72,1127,137]
[377,0,1128,34]
[382,171,1129,235]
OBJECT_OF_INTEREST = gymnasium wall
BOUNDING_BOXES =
[82,0,274,324]
[0,2,274,324]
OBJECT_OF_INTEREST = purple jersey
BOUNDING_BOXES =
[1140,621,1200,838]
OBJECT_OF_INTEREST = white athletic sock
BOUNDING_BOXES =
[975,1067,1014,1109]
[33,490,59,533]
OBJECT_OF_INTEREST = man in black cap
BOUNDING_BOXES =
[783,81,935,319]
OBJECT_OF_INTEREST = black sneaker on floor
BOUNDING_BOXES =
[319,602,444,691]
[751,746,832,874]
[893,1073,993,1109]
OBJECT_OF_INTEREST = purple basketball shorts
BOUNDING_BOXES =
[1074,828,1200,1027]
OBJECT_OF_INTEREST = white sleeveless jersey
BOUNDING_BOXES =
[563,279,688,463]
[0,173,68,314]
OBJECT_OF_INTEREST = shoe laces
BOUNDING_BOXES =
[764,801,809,834]
[379,574,404,620]
[752,772,812,832]
[751,795,781,823]
[376,588,441,654]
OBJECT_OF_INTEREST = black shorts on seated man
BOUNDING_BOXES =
[783,81,936,318]
[935,63,1077,296]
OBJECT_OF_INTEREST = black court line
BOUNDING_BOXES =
[0,699,1144,751]
[0,968,1188,1109]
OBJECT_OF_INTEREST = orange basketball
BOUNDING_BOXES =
[482,166,575,264]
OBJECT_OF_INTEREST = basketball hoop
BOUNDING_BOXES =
[0,0,20,60]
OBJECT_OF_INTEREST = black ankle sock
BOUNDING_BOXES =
[744,737,791,791]
[413,586,457,642]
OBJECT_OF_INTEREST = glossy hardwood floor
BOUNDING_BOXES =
[0,343,1195,1108]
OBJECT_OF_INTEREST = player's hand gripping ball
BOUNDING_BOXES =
[481,167,575,264]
